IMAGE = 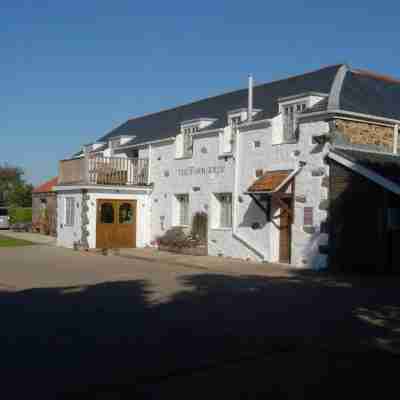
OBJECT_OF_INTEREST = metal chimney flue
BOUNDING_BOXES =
[248,74,253,122]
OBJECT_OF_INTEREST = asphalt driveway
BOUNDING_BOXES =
[0,245,399,398]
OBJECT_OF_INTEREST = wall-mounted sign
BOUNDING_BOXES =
[177,166,225,177]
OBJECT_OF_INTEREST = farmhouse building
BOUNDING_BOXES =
[55,64,400,269]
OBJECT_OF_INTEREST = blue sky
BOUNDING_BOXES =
[1,0,399,185]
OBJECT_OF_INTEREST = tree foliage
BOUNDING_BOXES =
[0,163,32,207]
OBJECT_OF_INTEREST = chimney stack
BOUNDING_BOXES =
[248,74,253,122]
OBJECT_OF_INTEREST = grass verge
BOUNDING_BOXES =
[0,234,35,247]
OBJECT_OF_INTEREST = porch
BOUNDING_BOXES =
[58,155,149,186]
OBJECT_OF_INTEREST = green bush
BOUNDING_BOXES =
[9,207,32,224]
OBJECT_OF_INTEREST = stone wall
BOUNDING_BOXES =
[334,119,394,151]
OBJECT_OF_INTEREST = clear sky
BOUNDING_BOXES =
[1,0,399,185]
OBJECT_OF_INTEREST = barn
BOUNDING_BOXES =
[328,148,400,273]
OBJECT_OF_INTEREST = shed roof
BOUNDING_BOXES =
[330,148,400,185]
[33,177,58,193]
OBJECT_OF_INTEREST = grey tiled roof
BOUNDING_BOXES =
[85,64,400,151]
[97,65,342,147]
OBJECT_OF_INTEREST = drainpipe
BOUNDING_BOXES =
[231,119,267,261]
[148,144,152,185]
[248,74,253,122]
[393,124,399,154]
[83,144,90,184]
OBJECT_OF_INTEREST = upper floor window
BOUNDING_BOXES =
[230,115,242,126]
[176,125,199,158]
[283,102,306,142]
[183,126,200,135]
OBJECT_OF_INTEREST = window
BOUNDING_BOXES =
[254,140,261,148]
[176,194,189,226]
[65,197,75,226]
[177,125,198,158]
[303,207,313,226]
[217,193,232,228]
[283,102,306,142]
[230,116,241,126]
[100,202,114,224]
[119,203,133,224]
[255,169,264,178]
[183,129,193,157]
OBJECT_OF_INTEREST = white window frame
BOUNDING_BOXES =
[176,124,199,159]
[215,193,233,229]
[175,194,190,226]
[65,197,75,227]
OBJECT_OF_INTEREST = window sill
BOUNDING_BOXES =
[271,140,297,146]
[174,156,193,160]
[210,227,232,231]
[218,153,233,159]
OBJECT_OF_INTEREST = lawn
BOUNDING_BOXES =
[0,234,35,247]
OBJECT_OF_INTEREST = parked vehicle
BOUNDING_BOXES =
[0,207,10,229]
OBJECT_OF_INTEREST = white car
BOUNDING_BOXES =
[0,207,9,229]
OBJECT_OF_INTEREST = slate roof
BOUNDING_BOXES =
[331,148,400,185]
[33,177,58,193]
[247,170,292,193]
[83,64,400,151]
[97,65,341,147]
[303,68,400,120]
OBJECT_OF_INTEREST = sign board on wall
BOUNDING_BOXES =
[177,166,225,177]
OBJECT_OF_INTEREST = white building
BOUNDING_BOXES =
[55,64,400,269]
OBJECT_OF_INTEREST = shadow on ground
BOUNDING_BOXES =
[1,270,399,398]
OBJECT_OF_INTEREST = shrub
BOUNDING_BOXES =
[157,226,201,249]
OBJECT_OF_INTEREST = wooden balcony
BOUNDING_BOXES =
[59,156,149,186]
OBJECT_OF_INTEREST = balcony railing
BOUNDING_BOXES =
[59,156,149,186]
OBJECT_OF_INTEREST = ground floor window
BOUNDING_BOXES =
[65,197,75,226]
[176,194,189,226]
[216,193,232,228]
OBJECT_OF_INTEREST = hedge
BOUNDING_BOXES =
[9,207,32,224]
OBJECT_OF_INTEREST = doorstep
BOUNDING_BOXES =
[110,247,293,277]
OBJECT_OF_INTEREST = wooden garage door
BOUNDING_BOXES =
[96,199,137,249]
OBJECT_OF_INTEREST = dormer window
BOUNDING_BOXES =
[176,123,200,158]
[282,102,306,142]
[183,126,200,135]
[230,115,242,126]
[277,92,328,144]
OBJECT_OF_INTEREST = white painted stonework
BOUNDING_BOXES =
[56,112,331,269]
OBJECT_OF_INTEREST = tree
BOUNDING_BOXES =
[0,163,32,207]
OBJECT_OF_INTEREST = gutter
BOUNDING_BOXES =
[117,137,175,150]
[299,109,400,126]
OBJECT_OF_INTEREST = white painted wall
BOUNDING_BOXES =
[56,187,150,249]
[56,190,83,248]
[85,189,150,249]
[58,111,330,268]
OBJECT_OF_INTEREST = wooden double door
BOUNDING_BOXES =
[96,199,137,249]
